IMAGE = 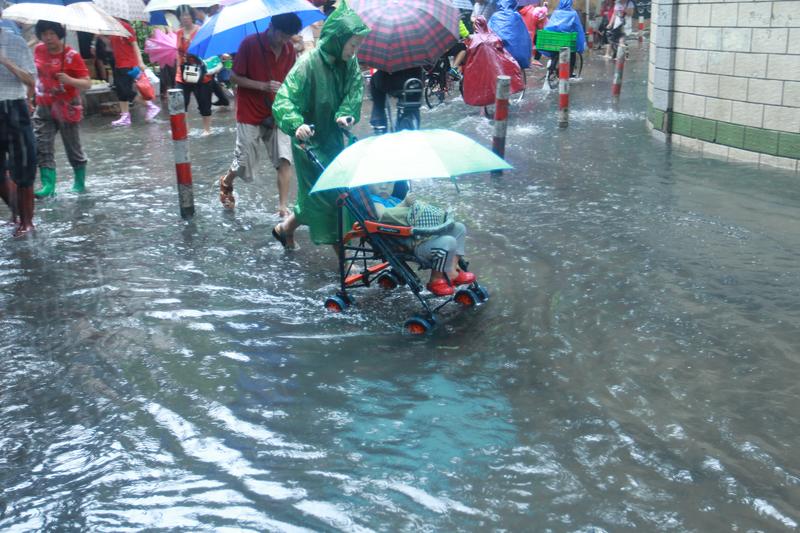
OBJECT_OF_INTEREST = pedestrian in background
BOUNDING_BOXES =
[106,18,161,126]
[32,21,91,197]
[175,5,214,135]
[0,20,37,236]
[217,13,301,217]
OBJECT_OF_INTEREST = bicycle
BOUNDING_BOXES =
[535,30,583,90]
[423,56,463,109]
[543,51,583,90]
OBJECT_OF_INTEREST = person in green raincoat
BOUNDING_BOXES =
[271,2,370,250]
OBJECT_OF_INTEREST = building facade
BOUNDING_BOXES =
[647,0,800,171]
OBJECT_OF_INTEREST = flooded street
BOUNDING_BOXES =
[2,48,800,531]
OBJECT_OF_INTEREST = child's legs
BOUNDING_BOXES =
[416,234,458,275]
[450,222,466,257]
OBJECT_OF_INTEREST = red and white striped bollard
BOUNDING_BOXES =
[168,88,195,220]
[558,47,570,128]
[638,16,645,42]
[611,44,627,97]
[491,75,511,177]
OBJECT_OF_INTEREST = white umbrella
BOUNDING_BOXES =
[144,0,220,12]
[3,1,132,36]
[94,0,149,21]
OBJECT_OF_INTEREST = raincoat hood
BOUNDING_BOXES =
[318,1,370,63]
[557,0,573,10]
[497,0,518,9]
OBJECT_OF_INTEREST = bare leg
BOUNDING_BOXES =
[276,158,293,218]
[202,115,212,135]
[452,50,467,69]
[119,100,130,113]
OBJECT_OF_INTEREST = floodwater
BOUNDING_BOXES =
[2,45,799,532]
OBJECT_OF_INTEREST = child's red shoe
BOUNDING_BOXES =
[427,278,454,296]
[452,270,476,285]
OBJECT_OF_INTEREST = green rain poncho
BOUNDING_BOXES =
[273,3,370,245]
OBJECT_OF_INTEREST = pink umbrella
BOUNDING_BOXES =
[144,29,178,67]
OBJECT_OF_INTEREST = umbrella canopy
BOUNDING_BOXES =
[350,0,460,73]
[2,0,132,36]
[310,129,512,194]
[94,0,148,21]
[144,28,178,65]
[144,0,220,12]
[187,0,325,59]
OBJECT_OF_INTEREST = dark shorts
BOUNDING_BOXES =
[113,67,137,102]
[446,42,467,57]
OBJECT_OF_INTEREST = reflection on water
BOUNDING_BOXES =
[2,51,799,531]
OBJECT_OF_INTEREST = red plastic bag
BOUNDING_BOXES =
[135,73,155,101]
[462,17,524,107]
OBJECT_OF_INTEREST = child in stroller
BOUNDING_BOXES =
[368,182,476,296]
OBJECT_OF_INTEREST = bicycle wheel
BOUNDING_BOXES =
[424,80,445,108]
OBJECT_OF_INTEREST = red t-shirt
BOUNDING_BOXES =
[232,33,296,125]
[34,43,89,107]
[110,20,138,69]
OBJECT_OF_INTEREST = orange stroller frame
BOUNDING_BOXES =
[302,138,489,334]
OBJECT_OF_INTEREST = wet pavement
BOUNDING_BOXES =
[2,45,800,531]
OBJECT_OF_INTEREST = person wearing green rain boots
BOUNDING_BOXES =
[272,1,369,252]
[32,21,91,198]
[1,18,38,237]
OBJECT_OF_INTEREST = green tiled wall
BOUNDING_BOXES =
[647,103,800,160]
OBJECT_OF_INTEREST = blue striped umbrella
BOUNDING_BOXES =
[187,0,325,59]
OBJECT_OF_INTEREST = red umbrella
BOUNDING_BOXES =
[350,0,460,73]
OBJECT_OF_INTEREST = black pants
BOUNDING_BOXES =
[178,81,213,117]
[0,99,37,187]
[211,79,230,105]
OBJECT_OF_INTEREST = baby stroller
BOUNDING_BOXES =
[302,130,502,334]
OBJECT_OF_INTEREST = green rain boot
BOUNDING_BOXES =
[34,167,57,198]
[71,166,86,193]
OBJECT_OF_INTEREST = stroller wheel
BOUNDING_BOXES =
[404,316,434,335]
[376,270,400,290]
[325,294,349,313]
[474,284,489,303]
[454,288,479,308]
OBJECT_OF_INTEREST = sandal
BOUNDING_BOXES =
[272,224,287,247]
[219,175,235,209]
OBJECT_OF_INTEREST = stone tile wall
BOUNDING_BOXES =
[647,0,800,170]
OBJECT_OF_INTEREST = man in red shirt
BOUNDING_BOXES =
[218,13,301,219]
[32,21,91,197]
[106,18,160,126]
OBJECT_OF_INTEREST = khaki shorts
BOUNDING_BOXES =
[230,121,293,182]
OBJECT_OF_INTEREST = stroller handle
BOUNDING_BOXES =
[300,124,359,174]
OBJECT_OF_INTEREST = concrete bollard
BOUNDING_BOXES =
[167,88,195,220]
[491,75,511,177]
[611,44,627,97]
[558,47,570,128]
